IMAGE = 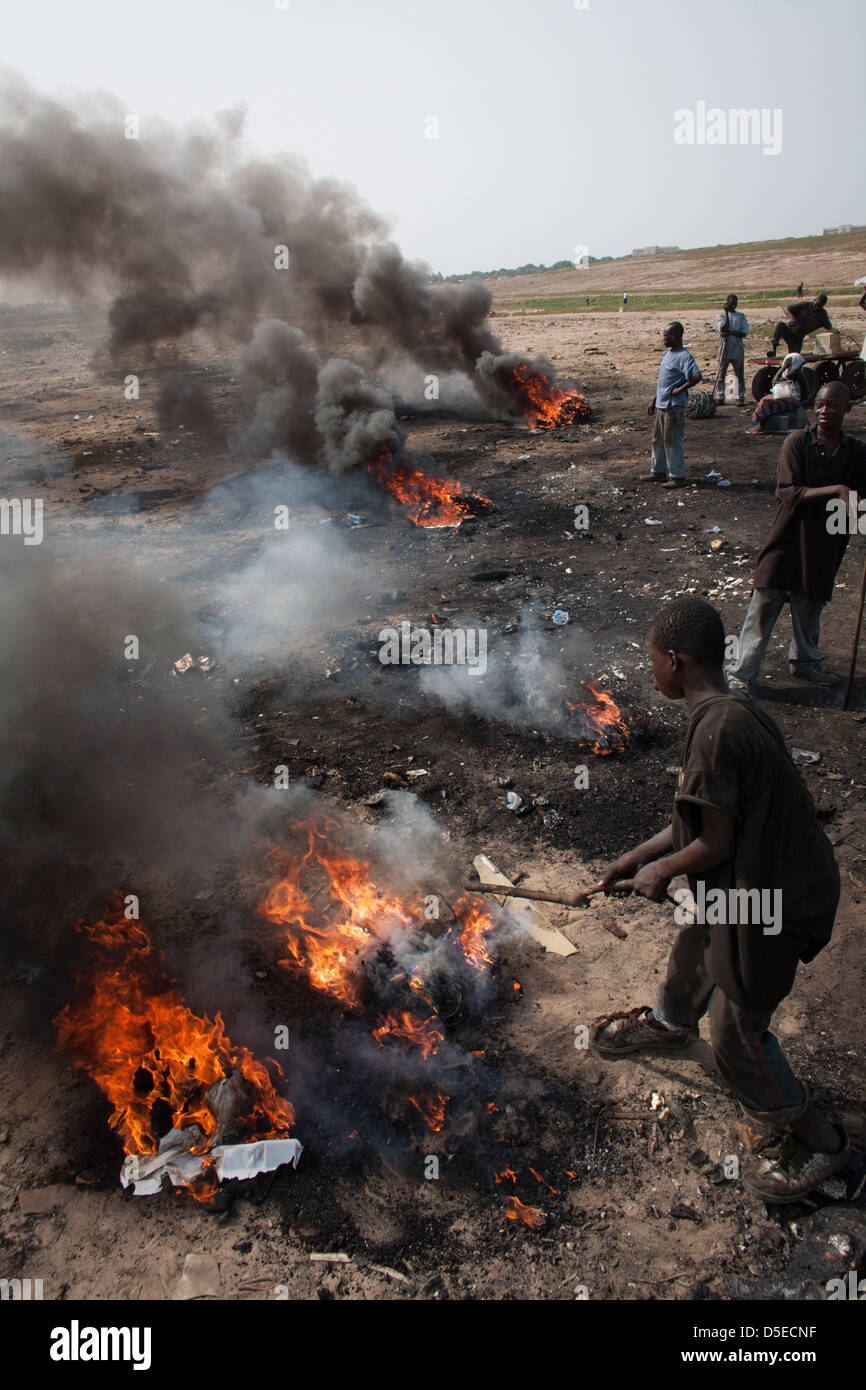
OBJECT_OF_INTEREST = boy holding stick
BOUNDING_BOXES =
[591,597,849,1202]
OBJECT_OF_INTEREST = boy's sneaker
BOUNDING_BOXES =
[592,1005,696,1059]
[743,1125,850,1204]
[727,674,764,700]
[662,477,687,489]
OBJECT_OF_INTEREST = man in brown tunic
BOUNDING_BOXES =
[728,382,866,692]
[590,598,849,1203]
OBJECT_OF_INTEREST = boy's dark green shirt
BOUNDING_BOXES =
[671,693,839,1010]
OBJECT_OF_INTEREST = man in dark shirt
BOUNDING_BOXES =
[728,382,866,692]
[590,598,849,1203]
[769,293,832,356]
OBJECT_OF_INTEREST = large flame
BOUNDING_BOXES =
[54,894,294,1186]
[258,815,498,1135]
[366,446,490,528]
[508,363,591,429]
[565,682,631,755]
[258,814,495,1005]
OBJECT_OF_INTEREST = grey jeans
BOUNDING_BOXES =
[651,406,686,479]
[654,922,807,1127]
[730,587,825,681]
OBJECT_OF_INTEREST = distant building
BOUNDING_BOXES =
[822,224,866,235]
[630,245,680,257]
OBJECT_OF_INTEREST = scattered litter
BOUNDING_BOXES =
[363,791,387,807]
[552,609,569,625]
[120,1126,302,1196]
[345,513,372,528]
[517,454,531,461]
[644,519,662,527]
[405,768,429,779]
[19,1186,68,1216]
[717,479,731,488]
[650,1092,664,1112]
[710,538,725,552]
[505,792,523,812]
[495,775,514,789]
[174,1253,222,1301]
[704,526,721,534]
[172,652,215,677]
[706,469,721,479]
[310,1252,350,1264]
[792,749,821,765]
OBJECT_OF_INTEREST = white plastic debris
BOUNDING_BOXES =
[644,519,662,527]
[120,1126,302,1196]
[792,748,821,765]
[706,469,721,479]
[717,479,731,488]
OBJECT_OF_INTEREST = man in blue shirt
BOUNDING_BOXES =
[649,322,702,488]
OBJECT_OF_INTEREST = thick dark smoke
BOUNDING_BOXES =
[0,72,582,477]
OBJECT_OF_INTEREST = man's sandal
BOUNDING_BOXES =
[591,1005,696,1059]
[743,1125,850,1204]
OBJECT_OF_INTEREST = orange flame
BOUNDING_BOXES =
[505,1196,547,1228]
[408,1092,448,1132]
[508,363,591,429]
[373,1009,444,1059]
[366,446,490,527]
[54,895,294,1193]
[565,682,631,755]
[259,818,496,1007]
[494,1167,518,1185]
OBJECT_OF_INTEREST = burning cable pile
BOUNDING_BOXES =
[257,813,499,1137]
[54,893,298,1202]
[565,683,632,755]
[366,445,490,529]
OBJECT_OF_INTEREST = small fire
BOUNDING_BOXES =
[366,445,490,528]
[408,1091,448,1132]
[372,1009,444,1060]
[494,1167,518,1185]
[505,1195,547,1229]
[565,682,631,755]
[54,894,294,1197]
[508,363,591,429]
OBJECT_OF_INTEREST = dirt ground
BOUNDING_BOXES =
[1,292,864,1303]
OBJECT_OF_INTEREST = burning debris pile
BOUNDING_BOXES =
[0,76,589,526]
[257,812,500,1136]
[565,683,632,755]
[366,446,490,528]
[54,893,298,1202]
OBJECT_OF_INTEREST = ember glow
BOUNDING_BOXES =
[54,894,294,1196]
[508,363,591,429]
[565,682,631,755]
[366,445,490,528]
[505,1195,547,1229]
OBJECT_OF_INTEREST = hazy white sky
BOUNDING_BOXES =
[4,0,863,275]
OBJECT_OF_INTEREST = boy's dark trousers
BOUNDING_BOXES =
[653,921,807,1127]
